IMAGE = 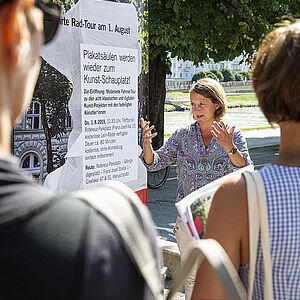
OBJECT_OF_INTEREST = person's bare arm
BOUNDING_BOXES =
[192,174,249,300]
[140,118,157,165]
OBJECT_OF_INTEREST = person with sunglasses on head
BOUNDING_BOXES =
[140,77,253,300]
[192,20,300,300]
[0,1,162,299]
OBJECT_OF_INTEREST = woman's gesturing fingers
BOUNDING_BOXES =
[211,121,235,151]
[140,118,157,145]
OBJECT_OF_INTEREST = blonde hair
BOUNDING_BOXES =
[251,20,300,123]
[190,78,227,121]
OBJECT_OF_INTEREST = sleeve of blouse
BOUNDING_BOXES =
[233,128,253,166]
[139,128,183,171]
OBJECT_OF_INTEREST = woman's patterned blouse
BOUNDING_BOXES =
[140,122,253,202]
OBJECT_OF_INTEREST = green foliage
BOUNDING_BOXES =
[205,71,218,81]
[149,0,297,68]
[148,0,298,147]
[192,71,206,82]
[210,69,224,82]
[234,73,244,81]
[53,0,75,14]
[237,71,251,80]
[221,68,235,82]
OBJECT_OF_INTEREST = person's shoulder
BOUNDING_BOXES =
[209,172,248,229]
[205,172,248,248]
[214,172,247,206]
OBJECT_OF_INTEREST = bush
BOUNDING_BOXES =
[221,68,234,82]
[234,73,244,81]
[210,69,224,82]
[205,71,218,81]
[236,71,251,80]
[192,71,207,82]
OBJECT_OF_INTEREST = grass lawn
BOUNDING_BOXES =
[223,85,253,92]
[226,94,258,107]
[169,84,254,99]
[164,125,279,137]
[167,93,258,109]
[169,92,190,100]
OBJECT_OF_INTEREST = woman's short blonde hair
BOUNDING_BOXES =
[251,20,300,123]
[190,78,227,121]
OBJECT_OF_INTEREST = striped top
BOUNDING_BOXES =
[239,164,300,299]
[140,121,252,201]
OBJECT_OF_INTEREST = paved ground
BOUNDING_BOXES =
[243,127,280,148]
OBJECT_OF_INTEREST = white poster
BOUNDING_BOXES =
[81,44,138,188]
[42,0,146,193]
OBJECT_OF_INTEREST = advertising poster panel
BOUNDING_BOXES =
[13,0,148,203]
[80,44,138,188]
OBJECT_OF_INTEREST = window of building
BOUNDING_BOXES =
[21,152,42,181]
[25,101,41,130]
[65,114,72,128]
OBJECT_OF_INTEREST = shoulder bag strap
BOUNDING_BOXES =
[72,181,164,300]
[244,171,273,300]
[167,239,247,300]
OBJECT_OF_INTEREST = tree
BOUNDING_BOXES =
[192,71,207,82]
[149,0,296,148]
[221,68,235,82]
[206,71,219,81]
[33,59,73,173]
[210,69,224,82]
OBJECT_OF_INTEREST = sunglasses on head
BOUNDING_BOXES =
[0,0,61,44]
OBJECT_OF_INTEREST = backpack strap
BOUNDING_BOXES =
[72,181,164,300]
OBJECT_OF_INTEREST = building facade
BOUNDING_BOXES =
[13,101,72,183]
[167,55,249,80]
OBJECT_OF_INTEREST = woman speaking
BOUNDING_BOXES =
[140,78,252,300]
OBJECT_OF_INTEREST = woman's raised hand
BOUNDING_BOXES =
[141,118,157,146]
[211,121,235,153]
